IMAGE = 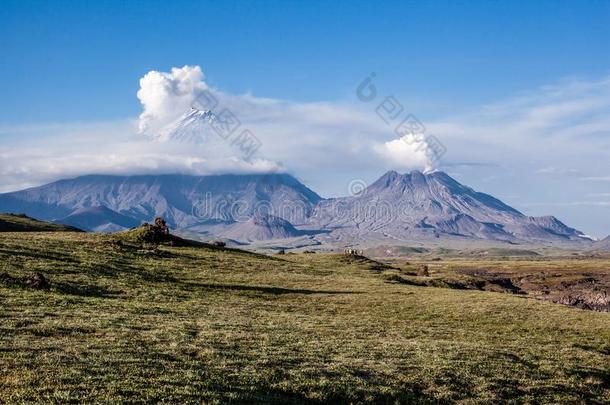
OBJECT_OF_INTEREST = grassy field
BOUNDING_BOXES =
[0,214,83,233]
[0,232,609,403]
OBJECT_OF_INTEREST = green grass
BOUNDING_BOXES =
[0,213,82,232]
[0,232,609,403]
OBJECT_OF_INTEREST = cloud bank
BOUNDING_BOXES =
[2,66,609,192]
[0,65,437,194]
[133,65,439,175]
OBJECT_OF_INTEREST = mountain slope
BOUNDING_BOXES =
[217,214,303,241]
[307,170,587,245]
[0,170,588,246]
[0,173,321,232]
[595,236,610,250]
[157,108,217,143]
[58,206,140,232]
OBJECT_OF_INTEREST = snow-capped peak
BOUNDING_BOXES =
[157,108,217,143]
[184,107,216,121]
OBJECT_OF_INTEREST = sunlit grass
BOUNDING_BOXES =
[0,232,608,403]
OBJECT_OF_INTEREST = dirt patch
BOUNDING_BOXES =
[456,268,610,312]
[384,274,488,291]
[386,265,610,311]
[553,290,610,312]
[486,277,524,294]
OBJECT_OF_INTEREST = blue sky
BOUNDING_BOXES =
[1,1,610,236]
[2,0,609,123]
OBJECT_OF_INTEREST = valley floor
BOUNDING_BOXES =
[0,232,609,403]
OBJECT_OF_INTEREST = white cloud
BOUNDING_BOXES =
[375,135,436,172]
[581,176,610,181]
[425,76,610,186]
[0,119,280,193]
[536,167,582,176]
[137,65,209,133]
[523,201,610,207]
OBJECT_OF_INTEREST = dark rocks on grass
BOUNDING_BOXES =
[0,271,50,290]
[138,223,171,244]
[28,273,50,289]
[344,248,364,257]
[154,217,170,235]
[417,265,430,277]
[127,217,172,245]
[0,271,16,285]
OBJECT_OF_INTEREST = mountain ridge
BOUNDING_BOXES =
[0,173,322,234]
[306,170,587,245]
[595,235,610,250]
[0,170,592,246]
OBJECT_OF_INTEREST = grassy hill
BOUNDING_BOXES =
[0,213,83,232]
[0,231,608,403]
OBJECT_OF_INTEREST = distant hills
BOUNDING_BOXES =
[58,206,140,233]
[0,170,593,247]
[217,214,304,242]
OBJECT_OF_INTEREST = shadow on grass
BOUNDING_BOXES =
[573,343,610,356]
[180,281,359,296]
[0,246,81,264]
[53,281,122,298]
[384,274,475,290]
[159,363,438,404]
[217,385,437,405]
[568,366,610,390]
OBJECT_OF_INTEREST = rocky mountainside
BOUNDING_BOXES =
[306,170,588,245]
[0,173,322,232]
[0,170,590,246]
[216,214,303,241]
[595,236,610,250]
[58,206,140,233]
